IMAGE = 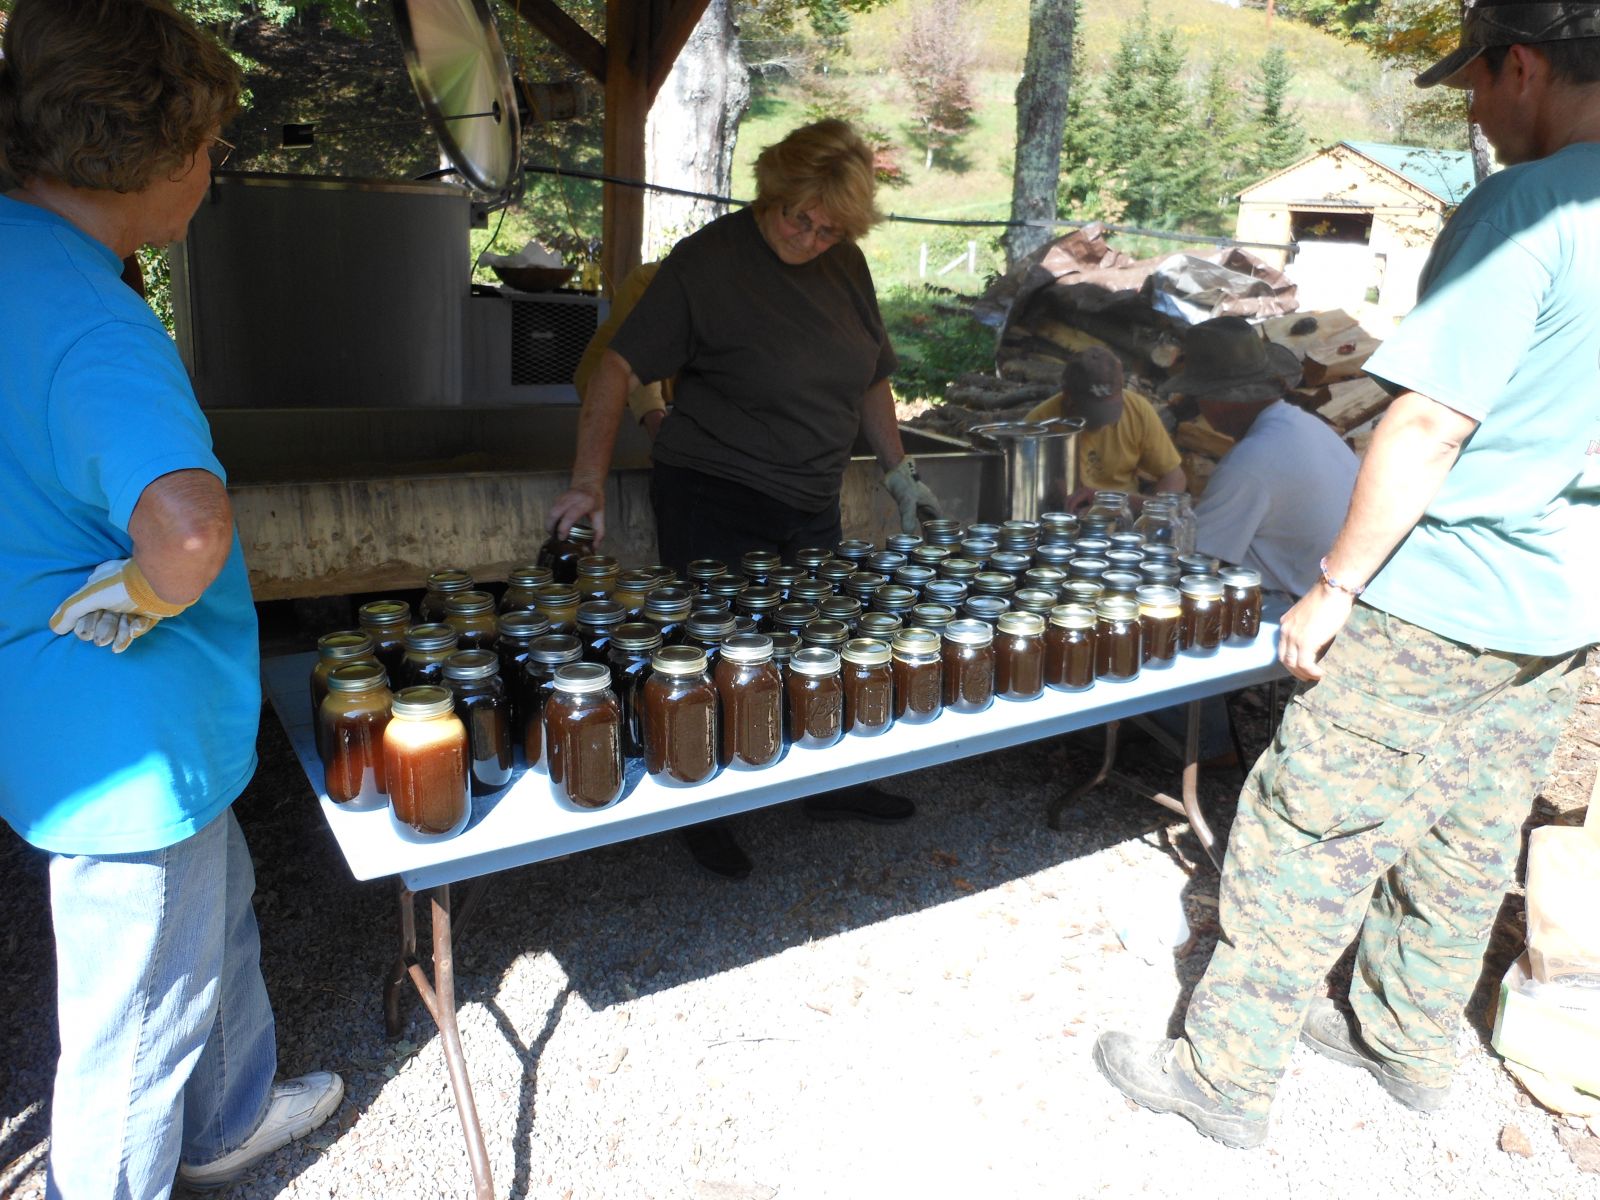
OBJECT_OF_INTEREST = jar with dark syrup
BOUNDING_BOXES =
[544,662,625,809]
[310,631,378,757]
[642,585,695,643]
[1180,574,1226,657]
[607,622,663,762]
[318,661,392,807]
[357,600,411,682]
[786,647,843,750]
[768,631,801,744]
[840,638,894,737]
[891,628,943,724]
[819,595,863,631]
[641,645,719,786]
[420,570,474,623]
[735,584,783,631]
[941,619,996,714]
[1137,584,1182,669]
[537,521,594,584]
[686,558,728,595]
[575,554,621,602]
[995,611,1046,701]
[816,560,857,590]
[773,602,820,637]
[683,611,738,661]
[801,618,850,652]
[531,582,581,634]
[500,564,553,614]
[443,651,513,794]
[714,633,783,770]
[522,634,583,768]
[497,610,551,737]
[789,578,833,606]
[384,686,469,836]
[576,599,627,662]
[768,565,806,598]
[612,568,659,617]
[909,602,956,635]
[792,546,832,575]
[740,549,782,584]
[834,539,874,568]
[1220,566,1263,644]
[910,545,951,569]
[444,590,498,651]
[1044,604,1097,692]
[1094,596,1142,682]
[706,574,748,607]
[399,623,459,690]
[856,612,902,644]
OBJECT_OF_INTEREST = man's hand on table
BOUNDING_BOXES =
[1277,584,1355,682]
[548,485,606,545]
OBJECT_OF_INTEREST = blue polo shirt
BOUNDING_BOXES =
[0,195,260,855]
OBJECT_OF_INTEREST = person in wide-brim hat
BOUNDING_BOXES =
[1157,315,1303,404]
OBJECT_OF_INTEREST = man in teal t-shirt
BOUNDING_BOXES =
[1095,0,1600,1150]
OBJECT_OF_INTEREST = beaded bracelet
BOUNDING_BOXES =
[1319,556,1365,597]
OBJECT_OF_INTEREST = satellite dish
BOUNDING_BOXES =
[393,0,522,198]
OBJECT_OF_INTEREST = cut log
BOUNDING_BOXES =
[944,382,1055,411]
[1258,309,1359,360]
[1316,377,1392,433]
[1176,419,1236,458]
[998,357,1074,386]
[1301,332,1382,386]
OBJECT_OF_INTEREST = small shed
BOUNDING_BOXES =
[1235,140,1474,321]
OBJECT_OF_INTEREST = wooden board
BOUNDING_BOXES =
[1258,309,1359,360]
[1176,419,1235,458]
[1302,332,1383,386]
[1315,377,1392,432]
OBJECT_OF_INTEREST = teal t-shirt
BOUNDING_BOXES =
[1361,143,1600,656]
[0,195,260,855]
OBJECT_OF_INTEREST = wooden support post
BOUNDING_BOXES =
[601,3,649,293]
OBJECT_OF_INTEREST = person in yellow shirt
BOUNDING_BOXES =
[573,261,671,437]
[1025,345,1185,509]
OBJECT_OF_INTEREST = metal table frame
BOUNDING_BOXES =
[262,632,1286,1199]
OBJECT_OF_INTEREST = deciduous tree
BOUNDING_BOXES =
[893,0,980,171]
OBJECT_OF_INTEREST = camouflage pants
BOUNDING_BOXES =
[1175,603,1586,1116]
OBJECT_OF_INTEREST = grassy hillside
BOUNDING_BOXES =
[735,0,1396,292]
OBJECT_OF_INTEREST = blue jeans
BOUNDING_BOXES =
[46,808,276,1199]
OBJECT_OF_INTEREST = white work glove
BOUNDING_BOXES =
[49,558,190,653]
[882,457,943,535]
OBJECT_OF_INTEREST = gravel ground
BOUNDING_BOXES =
[2,658,1597,1200]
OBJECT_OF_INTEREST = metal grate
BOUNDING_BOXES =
[509,298,599,386]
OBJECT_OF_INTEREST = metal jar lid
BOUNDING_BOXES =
[1048,603,1097,630]
[1034,544,1076,567]
[922,579,968,605]
[1094,596,1140,621]
[1109,532,1145,551]
[872,583,918,612]
[720,632,775,664]
[816,560,857,586]
[1142,544,1178,563]
[943,618,995,647]
[857,612,903,640]
[318,630,376,661]
[686,612,738,643]
[801,618,850,648]
[445,589,496,617]
[844,571,887,600]
[1101,570,1143,597]
[891,628,942,659]
[443,649,500,681]
[608,622,664,653]
[391,685,457,720]
[834,539,874,563]
[1179,574,1225,599]
[576,599,627,628]
[497,611,551,642]
[959,536,997,563]
[920,517,962,544]
[706,575,749,600]
[507,564,554,590]
[1068,557,1109,579]
[1105,550,1145,572]
[692,600,731,617]
[564,521,596,543]
[789,579,833,604]
[910,544,951,566]
[740,550,782,575]
[971,571,1017,597]
[1014,588,1058,615]
[576,554,620,578]
[424,569,474,593]
[358,599,411,628]
[1140,563,1183,587]
[1220,566,1262,588]
[768,566,806,591]
[405,622,460,652]
[990,550,1033,576]
[1023,567,1066,590]
[737,584,783,611]
[886,532,923,553]
[327,661,389,692]
[686,558,728,583]
[553,661,613,693]
[1075,537,1112,555]
[867,550,908,576]
[790,646,841,677]
[767,631,801,663]
[774,601,820,627]
[938,556,981,581]
[910,601,956,630]
[651,644,708,676]
[1136,585,1183,613]
[528,634,584,665]
[963,595,1011,623]
[532,582,580,608]
[615,567,660,593]
[840,637,892,666]
[894,564,936,590]
[999,612,1043,638]
[1179,554,1220,575]
[818,596,862,623]
[792,546,832,569]
[644,585,695,616]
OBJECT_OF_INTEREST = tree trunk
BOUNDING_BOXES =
[643,0,749,261]
[1004,0,1075,270]
[1469,122,1496,183]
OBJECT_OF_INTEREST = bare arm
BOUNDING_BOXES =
[1278,390,1478,681]
[858,377,906,472]
[547,348,641,544]
[1153,464,1186,496]
[127,468,235,606]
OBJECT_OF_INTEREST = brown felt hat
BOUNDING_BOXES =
[1157,316,1301,405]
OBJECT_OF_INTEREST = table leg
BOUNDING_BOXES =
[1145,699,1225,873]
[1048,719,1120,830]
[384,882,418,1038]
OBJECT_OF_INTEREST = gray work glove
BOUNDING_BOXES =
[882,457,943,535]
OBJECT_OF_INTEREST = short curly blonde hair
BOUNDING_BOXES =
[752,119,883,243]
[0,0,241,193]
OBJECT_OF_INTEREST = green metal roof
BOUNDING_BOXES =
[1342,141,1475,205]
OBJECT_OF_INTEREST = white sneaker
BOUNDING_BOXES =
[177,1071,345,1190]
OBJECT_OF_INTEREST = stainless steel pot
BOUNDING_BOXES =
[968,418,1084,523]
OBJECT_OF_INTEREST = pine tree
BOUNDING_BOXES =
[1251,47,1308,175]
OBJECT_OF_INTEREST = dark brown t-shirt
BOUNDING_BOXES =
[608,207,896,511]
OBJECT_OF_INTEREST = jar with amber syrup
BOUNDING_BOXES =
[1179,574,1226,657]
[531,582,581,634]
[941,619,996,714]
[444,590,498,651]
[1136,584,1182,669]
[310,631,379,757]
[612,568,659,617]
[607,622,663,762]
[641,645,719,787]
[995,611,1046,701]
[714,633,783,770]
[399,623,459,690]
[642,585,694,643]
[357,600,411,682]
[1013,588,1058,619]
[735,584,783,631]
[544,663,625,809]
[536,521,594,584]
[740,549,781,584]
[1094,596,1142,682]
[497,610,551,738]
[499,564,553,614]
[420,570,474,623]
[787,647,843,750]
[575,554,620,602]
[383,686,469,837]
[318,662,392,807]
[891,628,942,725]
[841,640,893,738]
[1044,604,1096,692]
[576,599,627,662]
[1220,566,1263,644]
[522,635,583,768]
[443,651,513,795]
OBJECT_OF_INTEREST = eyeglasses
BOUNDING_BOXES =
[782,205,845,247]
[207,136,236,170]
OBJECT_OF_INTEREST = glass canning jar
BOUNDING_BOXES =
[521,634,583,768]
[714,633,783,769]
[800,618,850,652]
[1044,603,1096,692]
[941,619,995,714]
[575,554,621,602]
[1137,584,1182,669]
[607,622,664,762]
[318,661,392,807]
[772,602,820,637]
[499,564,553,614]
[1220,566,1264,644]
[891,628,943,724]
[398,622,459,691]
[544,663,625,809]
[356,599,411,682]
[497,610,551,737]
[442,650,513,795]
[786,646,843,750]
[536,521,594,584]
[612,568,659,617]
[642,585,694,643]
[686,558,729,595]
[1094,596,1143,682]
[1180,574,1226,657]
[791,546,832,575]
[443,590,498,651]
[310,630,379,757]
[384,685,469,836]
[994,611,1046,701]
[420,570,474,623]
[735,584,783,630]
[740,549,782,584]
[909,602,956,635]
[856,612,902,644]
[575,599,627,663]
[531,582,581,635]
[840,638,894,736]
[641,645,719,787]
